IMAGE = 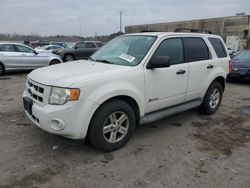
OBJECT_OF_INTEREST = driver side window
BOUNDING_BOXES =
[16,45,34,53]
[154,38,184,65]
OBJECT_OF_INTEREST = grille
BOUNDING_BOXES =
[27,80,45,103]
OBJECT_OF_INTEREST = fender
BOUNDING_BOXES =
[201,67,227,98]
[86,81,145,116]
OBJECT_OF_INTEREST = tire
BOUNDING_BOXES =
[0,63,5,76]
[199,81,223,114]
[64,54,74,62]
[50,59,60,65]
[88,100,136,152]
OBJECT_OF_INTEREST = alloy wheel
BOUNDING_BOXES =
[103,111,129,144]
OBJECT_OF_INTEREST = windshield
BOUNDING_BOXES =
[233,50,250,61]
[90,35,157,66]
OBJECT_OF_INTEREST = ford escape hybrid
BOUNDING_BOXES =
[23,32,230,151]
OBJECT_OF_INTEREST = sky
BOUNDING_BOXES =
[0,0,249,37]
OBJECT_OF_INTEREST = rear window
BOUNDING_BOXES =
[208,38,227,58]
[183,37,210,62]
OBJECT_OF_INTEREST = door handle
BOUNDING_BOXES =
[207,64,214,69]
[21,54,27,56]
[176,69,186,75]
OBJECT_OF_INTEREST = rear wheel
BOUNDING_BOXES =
[50,59,60,65]
[0,63,5,76]
[88,100,136,152]
[64,54,74,62]
[199,81,223,114]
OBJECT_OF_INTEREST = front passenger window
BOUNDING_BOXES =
[153,38,184,65]
[16,45,34,53]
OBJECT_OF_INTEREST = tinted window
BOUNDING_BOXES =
[184,37,210,62]
[96,42,103,47]
[86,42,96,48]
[76,43,86,49]
[46,46,61,50]
[153,38,184,65]
[0,44,16,52]
[16,45,34,53]
[208,38,227,58]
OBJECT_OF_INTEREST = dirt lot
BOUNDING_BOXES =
[0,73,250,188]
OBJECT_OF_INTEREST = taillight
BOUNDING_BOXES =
[229,60,233,73]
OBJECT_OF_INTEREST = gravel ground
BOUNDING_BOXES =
[0,73,250,188]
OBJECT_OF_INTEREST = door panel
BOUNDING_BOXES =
[145,64,188,113]
[185,59,215,101]
[0,44,21,70]
[0,52,21,70]
[182,37,214,101]
[144,37,188,113]
[15,45,47,69]
[21,53,48,69]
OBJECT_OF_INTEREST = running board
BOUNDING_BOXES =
[140,99,202,124]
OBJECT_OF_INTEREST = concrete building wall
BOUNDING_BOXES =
[125,15,250,48]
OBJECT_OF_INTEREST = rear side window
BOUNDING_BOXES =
[183,37,210,62]
[76,43,86,49]
[0,44,16,52]
[153,38,184,65]
[208,38,227,58]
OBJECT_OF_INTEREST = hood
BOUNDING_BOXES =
[28,60,132,87]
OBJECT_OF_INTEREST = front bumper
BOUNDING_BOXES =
[23,90,99,139]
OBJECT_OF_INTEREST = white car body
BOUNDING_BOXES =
[23,32,230,140]
[35,45,63,54]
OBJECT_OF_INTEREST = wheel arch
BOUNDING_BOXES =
[85,95,141,142]
[49,58,61,65]
[63,53,75,61]
[98,95,141,126]
[0,61,5,73]
[213,76,225,91]
[202,75,226,97]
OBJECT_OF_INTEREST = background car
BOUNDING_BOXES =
[50,42,68,48]
[228,49,250,80]
[0,43,63,75]
[53,41,103,62]
[35,45,64,54]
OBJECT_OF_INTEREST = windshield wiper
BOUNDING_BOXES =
[95,59,114,64]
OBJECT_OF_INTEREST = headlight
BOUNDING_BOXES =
[49,87,80,105]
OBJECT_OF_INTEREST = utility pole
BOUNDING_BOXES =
[120,11,123,33]
[79,16,82,37]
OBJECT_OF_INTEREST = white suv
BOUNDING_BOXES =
[23,32,230,151]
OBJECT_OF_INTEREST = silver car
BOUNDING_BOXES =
[0,43,63,75]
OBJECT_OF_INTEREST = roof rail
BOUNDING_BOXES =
[140,30,160,33]
[174,28,212,34]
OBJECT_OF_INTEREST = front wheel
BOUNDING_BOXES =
[199,81,223,114]
[64,54,74,62]
[0,63,4,76]
[88,100,136,152]
[50,59,60,65]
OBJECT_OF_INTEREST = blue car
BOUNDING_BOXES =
[228,49,250,80]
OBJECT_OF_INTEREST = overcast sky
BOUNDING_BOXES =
[0,0,249,37]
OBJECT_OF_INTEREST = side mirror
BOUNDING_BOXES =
[74,46,78,49]
[33,50,38,55]
[147,56,171,69]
